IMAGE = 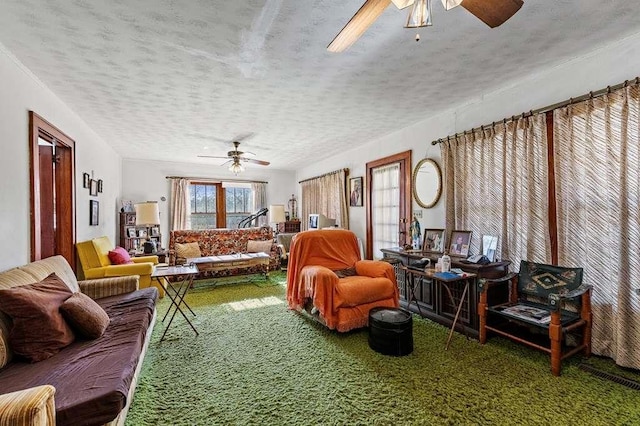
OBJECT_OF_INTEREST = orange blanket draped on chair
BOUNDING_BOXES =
[286,229,399,332]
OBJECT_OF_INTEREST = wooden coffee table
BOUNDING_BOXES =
[187,252,271,278]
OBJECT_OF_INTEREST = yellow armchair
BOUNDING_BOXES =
[76,236,163,297]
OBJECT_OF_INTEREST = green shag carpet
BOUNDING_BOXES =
[126,272,640,425]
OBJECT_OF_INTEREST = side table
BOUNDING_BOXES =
[403,267,477,350]
[151,265,199,341]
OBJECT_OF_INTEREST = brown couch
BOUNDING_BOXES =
[168,227,280,278]
[0,255,157,426]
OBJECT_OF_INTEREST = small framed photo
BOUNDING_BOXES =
[82,173,90,189]
[127,228,136,238]
[89,200,99,226]
[89,179,98,196]
[349,176,363,207]
[138,229,147,238]
[151,227,160,237]
[482,235,499,262]
[422,228,446,254]
[97,179,103,193]
[449,230,472,257]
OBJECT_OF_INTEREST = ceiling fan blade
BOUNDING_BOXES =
[460,0,523,28]
[197,155,232,160]
[233,132,255,143]
[241,158,270,166]
[390,0,414,9]
[327,0,392,53]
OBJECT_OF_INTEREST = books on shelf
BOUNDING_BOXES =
[498,304,551,324]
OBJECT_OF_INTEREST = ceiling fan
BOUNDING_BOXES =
[327,0,524,53]
[198,141,270,174]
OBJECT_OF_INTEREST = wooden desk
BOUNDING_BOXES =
[381,247,511,338]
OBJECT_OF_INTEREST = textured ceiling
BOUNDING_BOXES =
[1,0,639,170]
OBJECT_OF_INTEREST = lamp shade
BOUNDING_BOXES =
[268,204,286,224]
[135,201,160,226]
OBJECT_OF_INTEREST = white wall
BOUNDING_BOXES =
[296,30,640,245]
[0,43,121,271]
[121,158,296,247]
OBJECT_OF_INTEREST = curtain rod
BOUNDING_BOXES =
[165,176,267,184]
[431,76,640,145]
[298,168,349,184]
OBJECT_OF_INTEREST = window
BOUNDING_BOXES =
[225,187,253,228]
[189,182,254,229]
[371,163,401,259]
[190,183,217,229]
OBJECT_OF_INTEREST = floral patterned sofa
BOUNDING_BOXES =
[168,227,280,278]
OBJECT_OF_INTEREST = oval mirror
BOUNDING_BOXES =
[412,158,442,209]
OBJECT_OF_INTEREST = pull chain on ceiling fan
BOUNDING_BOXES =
[327,0,523,53]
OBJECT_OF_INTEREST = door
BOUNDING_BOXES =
[30,112,76,268]
[365,150,412,259]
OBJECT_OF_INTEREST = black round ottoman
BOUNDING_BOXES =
[368,307,413,356]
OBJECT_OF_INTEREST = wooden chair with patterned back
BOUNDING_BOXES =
[478,260,592,376]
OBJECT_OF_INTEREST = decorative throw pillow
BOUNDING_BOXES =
[108,246,133,265]
[247,240,272,254]
[334,267,358,278]
[60,292,110,339]
[175,242,202,263]
[0,273,75,362]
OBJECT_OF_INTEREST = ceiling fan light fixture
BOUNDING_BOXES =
[441,0,462,10]
[405,0,433,28]
[229,160,244,175]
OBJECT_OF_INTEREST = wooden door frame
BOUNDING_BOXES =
[29,112,76,268]
[365,150,412,259]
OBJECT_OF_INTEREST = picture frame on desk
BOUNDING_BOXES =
[449,230,472,257]
[138,229,147,238]
[422,228,445,254]
[151,227,160,237]
[127,227,136,238]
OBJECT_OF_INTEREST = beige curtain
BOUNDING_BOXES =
[170,178,191,230]
[554,85,640,369]
[251,182,268,226]
[441,114,550,267]
[300,169,349,231]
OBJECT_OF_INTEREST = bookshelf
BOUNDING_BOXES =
[119,212,162,252]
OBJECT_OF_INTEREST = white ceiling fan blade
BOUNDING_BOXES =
[390,0,414,9]
[197,155,231,160]
[327,0,392,53]
[460,0,523,28]
[441,0,462,11]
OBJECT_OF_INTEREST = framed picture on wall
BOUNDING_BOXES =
[89,200,99,226]
[349,177,363,207]
[83,173,90,188]
[97,179,103,193]
[89,179,98,196]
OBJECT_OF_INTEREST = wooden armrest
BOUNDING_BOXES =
[0,385,56,426]
[548,284,592,312]
[478,272,517,292]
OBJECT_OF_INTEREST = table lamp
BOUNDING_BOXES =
[135,201,160,254]
[268,204,286,235]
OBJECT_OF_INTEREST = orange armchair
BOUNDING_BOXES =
[286,230,399,332]
[76,236,163,297]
